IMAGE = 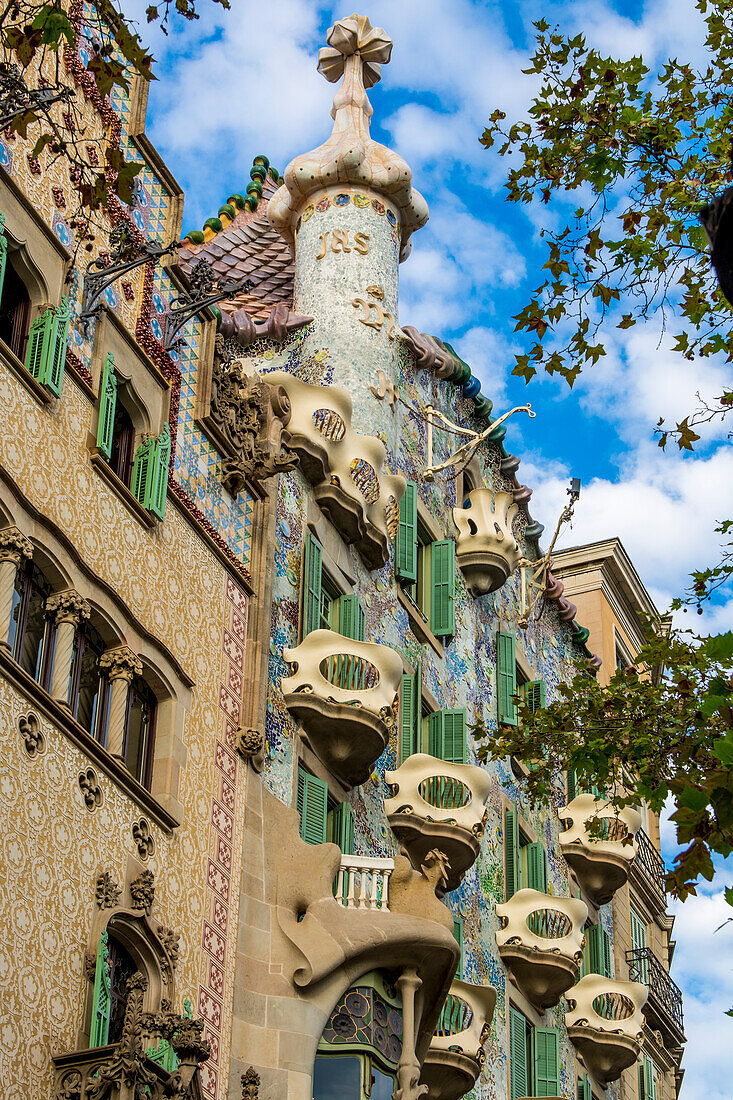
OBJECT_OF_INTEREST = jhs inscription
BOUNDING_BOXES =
[316,229,370,258]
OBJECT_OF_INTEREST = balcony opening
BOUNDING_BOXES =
[0,255,32,361]
[313,973,402,1098]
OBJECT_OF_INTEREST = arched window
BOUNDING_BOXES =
[109,399,136,488]
[462,468,476,509]
[69,618,108,737]
[107,934,137,1044]
[0,257,32,361]
[8,560,54,685]
[123,675,157,786]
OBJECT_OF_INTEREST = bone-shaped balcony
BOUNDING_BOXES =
[384,754,491,895]
[559,795,641,906]
[282,629,402,787]
[452,489,522,596]
[420,979,497,1100]
[565,974,648,1084]
[495,889,588,1009]
[265,372,405,568]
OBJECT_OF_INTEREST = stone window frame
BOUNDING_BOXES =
[0,500,190,830]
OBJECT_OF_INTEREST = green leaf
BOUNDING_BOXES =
[677,785,710,812]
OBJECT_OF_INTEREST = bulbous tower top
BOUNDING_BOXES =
[267,12,429,262]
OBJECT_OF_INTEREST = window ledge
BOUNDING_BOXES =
[0,644,179,833]
[0,339,54,406]
[396,585,444,658]
[89,450,157,530]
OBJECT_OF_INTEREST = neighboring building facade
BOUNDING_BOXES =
[553,541,685,1100]
[0,8,683,1100]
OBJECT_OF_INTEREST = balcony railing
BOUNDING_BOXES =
[335,854,394,912]
[626,948,685,1041]
[632,827,666,896]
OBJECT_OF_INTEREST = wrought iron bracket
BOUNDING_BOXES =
[79,240,178,332]
[163,263,255,351]
[0,64,74,131]
[517,480,580,627]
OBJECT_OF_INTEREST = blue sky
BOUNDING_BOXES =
[124,0,733,1093]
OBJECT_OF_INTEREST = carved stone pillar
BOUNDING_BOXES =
[0,527,33,649]
[45,590,91,706]
[99,646,143,762]
[395,967,426,1100]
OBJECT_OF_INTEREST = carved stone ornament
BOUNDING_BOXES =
[95,871,121,909]
[242,1066,260,1099]
[132,819,155,861]
[0,525,33,566]
[99,646,143,685]
[234,726,265,772]
[129,869,155,912]
[78,767,103,811]
[157,925,180,970]
[18,712,45,757]
[45,589,91,626]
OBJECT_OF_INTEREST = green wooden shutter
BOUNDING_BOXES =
[630,908,648,982]
[149,424,171,520]
[453,916,463,979]
[330,801,355,854]
[532,1027,559,1097]
[46,296,69,396]
[430,539,455,637]
[90,930,111,1047]
[303,534,323,636]
[96,353,118,460]
[497,631,517,726]
[505,808,520,900]
[428,710,444,758]
[400,673,418,762]
[642,1056,657,1100]
[25,308,53,381]
[581,1073,592,1100]
[396,480,418,581]
[0,213,7,305]
[567,770,578,801]
[296,768,328,845]
[525,842,548,893]
[442,708,467,764]
[509,1006,528,1100]
[525,679,547,712]
[131,436,155,504]
[586,924,613,978]
[339,594,365,641]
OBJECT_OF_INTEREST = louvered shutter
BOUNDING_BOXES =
[430,539,455,637]
[149,423,171,520]
[525,679,547,712]
[96,353,118,460]
[586,924,612,978]
[630,909,648,982]
[331,801,354,854]
[400,673,418,761]
[339,594,365,641]
[90,930,111,1047]
[497,631,517,726]
[303,534,323,636]
[638,1062,646,1100]
[645,1056,657,1100]
[567,770,578,800]
[525,841,548,893]
[505,808,520,900]
[453,917,463,979]
[602,925,613,979]
[131,436,156,506]
[509,1006,528,1100]
[24,308,53,381]
[581,1073,593,1100]
[296,768,328,845]
[0,213,7,305]
[442,708,467,764]
[396,480,417,581]
[428,710,444,759]
[532,1027,559,1097]
[46,295,69,396]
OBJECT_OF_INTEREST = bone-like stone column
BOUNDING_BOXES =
[99,646,142,761]
[45,590,91,705]
[395,967,427,1100]
[0,527,33,648]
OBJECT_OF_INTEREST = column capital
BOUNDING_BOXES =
[99,645,143,684]
[0,526,34,567]
[45,588,91,627]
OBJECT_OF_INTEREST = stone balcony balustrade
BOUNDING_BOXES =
[420,979,497,1100]
[495,889,588,1010]
[384,754,491,895]
[334,855,395,911]
[565,974,648,1084]
[281,629,402,787]
[264,371,406,568]
[452,489,522,595]
[559,795,641,906]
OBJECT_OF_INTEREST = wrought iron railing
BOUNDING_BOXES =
[633,827,666,895]
[626,948,684,1039]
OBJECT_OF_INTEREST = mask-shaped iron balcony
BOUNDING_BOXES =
[452,489,522,596]
[384,754,491,896]
[264,372,405,569]
[282,629,402,787]
[495,889,588,1010]
[565,974,648,1084]
[559,795,641,906]
[419,979,497,1100]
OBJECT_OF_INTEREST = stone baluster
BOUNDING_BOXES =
[0,527,33,649]
[99,646,143,762]
[45,590,91,705]
[395,967,424,1100]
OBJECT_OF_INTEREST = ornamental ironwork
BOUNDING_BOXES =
[162,259,254,351]
[625,947,685,1040]
[632,827,667,896]
[80,232,178,329]
[0,63,74,131]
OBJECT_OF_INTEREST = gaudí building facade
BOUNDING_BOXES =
[0,8,683,1100]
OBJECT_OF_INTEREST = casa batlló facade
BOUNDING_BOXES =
[0,7,683,1100]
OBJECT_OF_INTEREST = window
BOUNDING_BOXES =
[630,906,648,982]
[453,916,464,979]
[581,923,613,979]
[567,770,604,801]
[577,1073,594,1100]
[497,631,547,727]
[302,532,365,640]
[399,669,419,761]
[68,618,108,737]
[297,765,355,853]
[638,1055,658,1100]
[90,930,136,1048]
[428,708,467,764]
[0,253,31,361]
[327,800,355,855]
[505,806,548,899]
[313,1054,394,1099]
[395,481,455,639]
[8,560,54,686]
[509,1005,559,1099]
[123,675,157,787]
